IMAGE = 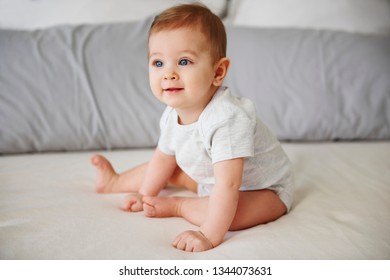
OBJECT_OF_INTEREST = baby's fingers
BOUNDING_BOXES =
[120,194,143,212]
[172,230,213,252]
[143,201,156,217]
[172,231,193,252]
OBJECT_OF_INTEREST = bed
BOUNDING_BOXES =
[1,0,390,260]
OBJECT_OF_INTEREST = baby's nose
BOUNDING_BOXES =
[164,72,179,80]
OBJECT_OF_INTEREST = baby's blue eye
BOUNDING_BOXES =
[179,59,190,66]
[154,61,163,67]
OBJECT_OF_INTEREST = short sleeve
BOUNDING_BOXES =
[209,116,255,164]
[157,107,175,155]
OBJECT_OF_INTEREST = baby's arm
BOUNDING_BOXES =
[121,147,177,212]
[200,158,243,246]
[139,147,177,196]
[173,158,243,251]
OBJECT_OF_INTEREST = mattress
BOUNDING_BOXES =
[1,142,389,259]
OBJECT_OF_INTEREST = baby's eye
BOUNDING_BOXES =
[154,60,163,67]
[179,59,190,66]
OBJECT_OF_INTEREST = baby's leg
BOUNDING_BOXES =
[121,164,198,210]
[91,154,146,193]
[143,190,287,230]
[143,196,208,222]
[230,190,287,230]
[92,153,197,194]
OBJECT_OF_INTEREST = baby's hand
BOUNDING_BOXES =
[172,230,214,252]
[121,193,143,212]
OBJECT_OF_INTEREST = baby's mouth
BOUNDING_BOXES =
[164,88,184,94]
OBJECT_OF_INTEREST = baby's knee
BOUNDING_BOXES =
[229,208,250,231]
[229,190,287,230]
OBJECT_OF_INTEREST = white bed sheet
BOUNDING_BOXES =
[1,142,389,259]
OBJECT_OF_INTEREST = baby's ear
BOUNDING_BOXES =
[213,57,230,86]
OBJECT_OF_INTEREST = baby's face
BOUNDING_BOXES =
[148,27,218,121]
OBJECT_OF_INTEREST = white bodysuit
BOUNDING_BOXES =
[158,86,293,210]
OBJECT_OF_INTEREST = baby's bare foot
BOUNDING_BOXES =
[91,154,118,193]
[142,196,183,218]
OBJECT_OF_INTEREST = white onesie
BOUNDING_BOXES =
[158,86,293,210]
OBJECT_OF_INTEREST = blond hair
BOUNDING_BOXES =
[149,3,227,62]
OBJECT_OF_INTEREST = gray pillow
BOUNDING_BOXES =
[224,26,390,141]
[0,16,164,154]
[1,20,390,154]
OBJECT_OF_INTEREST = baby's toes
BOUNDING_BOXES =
[91,154,103,167]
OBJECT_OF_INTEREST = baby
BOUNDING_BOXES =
[91,3,293,252]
